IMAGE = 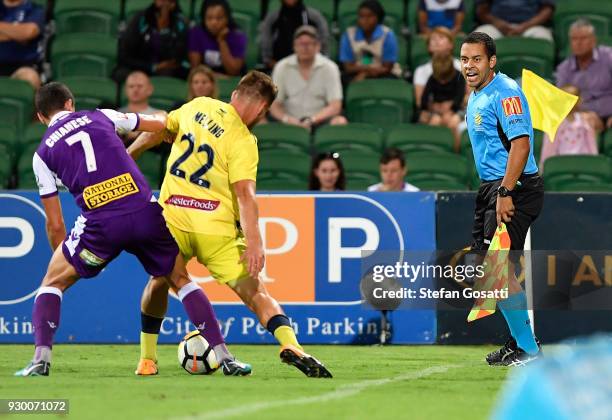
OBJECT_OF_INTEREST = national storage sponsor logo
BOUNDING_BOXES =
[165,195,220,211]
[82,173,139,209]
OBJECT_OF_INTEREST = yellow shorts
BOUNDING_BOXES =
[167,223,249,285]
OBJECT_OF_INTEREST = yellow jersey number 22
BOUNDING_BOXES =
[169,133,214,188]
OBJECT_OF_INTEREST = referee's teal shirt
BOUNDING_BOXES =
[466,72,539,181]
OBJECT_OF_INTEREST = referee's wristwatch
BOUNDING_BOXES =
[497,186,514,198]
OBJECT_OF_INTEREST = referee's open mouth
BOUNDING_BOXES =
[465,71,479,84]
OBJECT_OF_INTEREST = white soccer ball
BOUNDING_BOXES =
[177,331,219,375]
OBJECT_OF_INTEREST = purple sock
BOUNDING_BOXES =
[32,287,62,353]
[178,283,225,347]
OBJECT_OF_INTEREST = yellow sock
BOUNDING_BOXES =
[140,332,159,361]
[273,326,302,351]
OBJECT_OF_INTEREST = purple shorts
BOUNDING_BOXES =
[62,201,179,278]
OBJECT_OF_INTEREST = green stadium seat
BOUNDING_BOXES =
[495,37,555,80]
[22,123,47,156]
[0,142,12,188]
[346,173,379,190]
[136,151,163,189]
[410,179,468,191]
[460,130,473,159]
[0,125,17,156]
[406,153,470,184]
[59,76,117,110]
[178,0,193,20]
[124,0,155,22]
[17,143,39,189]
[314,123,383,154]
[554,181,612,193]
[554,1,612,53]
[386,124,455,154]
[346,79,414,126]
[252,123,311,153]
[54,0,121,35]
[0,78,34,136]
[51,33,117,78]
[462,0,476,33]
[603,130,612,159]
[338,0,405,34]
[543,155,612,190]
[217,77,241,103]
[257,178,307,191]
[338,150,380,180]
[258,149,311,180]
[532,130,544,164]
[305,0,336,23]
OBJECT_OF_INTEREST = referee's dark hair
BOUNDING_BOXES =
[463,31,497,59]
[35,82,75,118]
[380,147,406,167]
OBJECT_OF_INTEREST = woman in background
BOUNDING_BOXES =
[309,152,346,191]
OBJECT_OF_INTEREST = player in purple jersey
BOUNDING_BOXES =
[15,82,251,377]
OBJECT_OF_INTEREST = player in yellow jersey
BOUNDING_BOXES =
[128,71,332,378]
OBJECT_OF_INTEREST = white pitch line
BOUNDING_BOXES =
[175,364,460,420]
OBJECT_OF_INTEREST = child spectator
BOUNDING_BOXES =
[259,0,330,70]
[339,0,401,82]
[188,0,246,76]
[419,53,466,151]
[309,152,346,191]
[540,85,599,168]
[114,0,188,82]
[418,0,465,36]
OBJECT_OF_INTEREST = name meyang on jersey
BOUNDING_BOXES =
[45,116,94,147]
[194,111,225,138]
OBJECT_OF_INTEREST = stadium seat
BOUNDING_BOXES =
[124,0,155,22]
[462,0,476,33]
[0,78,34,136]
[217,77,242,102]
[406,153,470,184]
[338,150,380,179]
[495,37,555,80]
[51,33,117,78]
[386,124,455,154]
[0,142,12,188]
[305,0,336,23]
[346,173,379,190]
[252,124,311,153]
[554,181,612,193]
[314,123,383,154]
[338,0,405,34]
[0,125,17,156]
[59,76,117,110]
[554,1,612,52]
[543,155,612,190]
[54,0,121,35]
[17,143,40,189]
[120,77,187,111]
[532,130,544,164]
[22,123,47,155]
[258,149,311,180]
[345,79,414,126]
[602,128,612,159]
[409,179,468,191]
[136,151,163,189]
[257,177,307,191]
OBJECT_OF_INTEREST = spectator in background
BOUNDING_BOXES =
[419,53,466,151]
[413,27,461,109]
[339,0,401,82]
[260,0,330,70]
[475,0,554,41]
[540,85,598,168]
[173,65,218,109]
[418,0,465,36]
[309,152,346,191]
[119,71,160,114]
[0,0,45,89]
[114,0,188,83]
[188,0,246,77]
[556,19,612,131]
[270,25,347,131]
[368,148,419,192]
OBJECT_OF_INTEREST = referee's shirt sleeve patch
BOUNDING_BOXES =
[496,94,530,140]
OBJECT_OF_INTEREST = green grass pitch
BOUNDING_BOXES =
[1,344,511,419]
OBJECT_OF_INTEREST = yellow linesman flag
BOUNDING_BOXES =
[522,69,579,142]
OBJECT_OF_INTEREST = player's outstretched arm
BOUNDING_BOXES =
[127,130,171,160]
[136,112,168,133]
[233,179,265,278]
[41,195,66,250]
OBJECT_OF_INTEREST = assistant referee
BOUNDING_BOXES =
[460,32,544,366]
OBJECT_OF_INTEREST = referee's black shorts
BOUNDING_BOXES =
[471,173,544,251]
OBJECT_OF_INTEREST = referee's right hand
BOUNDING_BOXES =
[496,196,515,226]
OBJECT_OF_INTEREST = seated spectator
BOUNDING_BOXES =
[119,71,160,114]
[260,0,330,70]
[270,25,347,131]
[418,0,465,36]
[413,27,461,109]
[556,19,612,132]
[173,65,218,109]
[188,0,246,77]
[368,148,419,192]
[309,152,346,191]
[475,0,553,41]
[0,0,44,89]
[114,0,188,83]
[419,54,466,151]
[339,0,401,82]
[540,85,598,168]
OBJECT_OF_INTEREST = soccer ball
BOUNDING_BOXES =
[177,331,219,375]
